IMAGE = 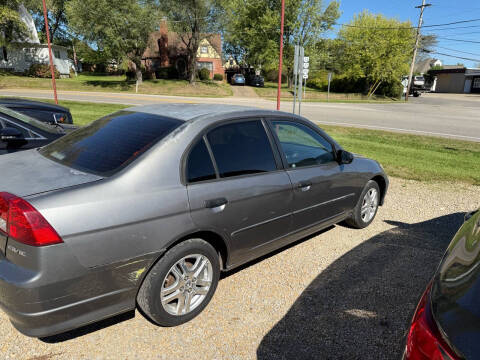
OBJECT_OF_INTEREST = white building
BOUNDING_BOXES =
[0,5,74,77]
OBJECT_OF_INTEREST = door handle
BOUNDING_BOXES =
[205,197,228,209]
[297,181,312,190]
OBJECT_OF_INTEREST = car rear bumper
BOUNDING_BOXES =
[0,247,159,337]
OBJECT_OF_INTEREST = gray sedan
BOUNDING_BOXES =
[0,104,388,337]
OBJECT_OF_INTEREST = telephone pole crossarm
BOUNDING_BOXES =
[405,0,431,101]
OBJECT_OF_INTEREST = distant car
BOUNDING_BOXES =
[403,209,480,360]
[0,98,73,124]
[0,104,388,337]
[0,106,75,155]
[249,75,264,87]
[230,74,245,85]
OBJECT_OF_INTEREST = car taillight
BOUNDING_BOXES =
[0,192,62,246]
[405,283,460,360]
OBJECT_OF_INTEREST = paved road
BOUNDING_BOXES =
[1,89,479,142]
[1,179,478,359]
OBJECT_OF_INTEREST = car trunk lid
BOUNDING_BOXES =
[0,149,103,198]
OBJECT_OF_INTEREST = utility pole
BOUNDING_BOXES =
[42,0,58,104]
[405,0,431,101]
[276,0,285,110]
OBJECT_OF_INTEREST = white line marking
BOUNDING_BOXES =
[315,120,480,141]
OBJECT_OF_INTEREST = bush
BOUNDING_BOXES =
[26,64,60,79]
[263,69,287,83]
[197,67,211,81]
[155,67,179,79]
[213,73,223,81]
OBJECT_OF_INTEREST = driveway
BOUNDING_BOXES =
[0,89,479,142]
[230,84,259,98]
[1,178,478,359]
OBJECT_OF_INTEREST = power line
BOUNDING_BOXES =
[427,50,480,63]
[435,46,480,57]
[334,17,480,30]
[436,37,480,44]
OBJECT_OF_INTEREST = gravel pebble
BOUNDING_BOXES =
[0,177,478,360]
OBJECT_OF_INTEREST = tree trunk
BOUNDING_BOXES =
[188,50,196,85]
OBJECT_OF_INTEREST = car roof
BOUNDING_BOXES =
[0,98,69,112]
[125,104,293,122]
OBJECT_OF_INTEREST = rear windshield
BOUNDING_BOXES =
[39,111,182,176]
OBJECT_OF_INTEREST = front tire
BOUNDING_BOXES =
[346,180,380,229]
[137,238,220,327]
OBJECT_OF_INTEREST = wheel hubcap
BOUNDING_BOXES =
[361,188,378,223]
[160,254,213,316]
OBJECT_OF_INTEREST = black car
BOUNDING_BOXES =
[0,106,75,155]
[403,209,480,360]
[0,98,73,124]
[249,75,264,87]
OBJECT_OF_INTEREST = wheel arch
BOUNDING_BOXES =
[371,175,387,206]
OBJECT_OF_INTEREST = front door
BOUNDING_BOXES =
[186,119,294,267]
[269,120,358,232]
[0,117,46,155]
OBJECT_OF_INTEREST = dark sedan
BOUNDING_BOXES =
[0,106,74,155]
[249,75,264,87]
[404,209,480,360]
[0,104,387,337]
[0,98,73,124]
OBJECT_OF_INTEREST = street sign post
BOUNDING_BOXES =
[327,72,333,102]
[292,48,309,115]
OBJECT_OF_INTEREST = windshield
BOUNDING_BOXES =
[39,111,183,176]
[0,105,60,134]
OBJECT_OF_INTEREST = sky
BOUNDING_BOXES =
[329,0,480,68]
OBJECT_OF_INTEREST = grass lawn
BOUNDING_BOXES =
[322,125,480,186]
[0,73,233,98]
[254,82,401,103]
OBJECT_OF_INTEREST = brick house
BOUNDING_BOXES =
[142,21,224,79]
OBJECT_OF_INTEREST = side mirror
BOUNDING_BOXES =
[0,127,25,142]
[337,149,354,164]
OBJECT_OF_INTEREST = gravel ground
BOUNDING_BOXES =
[0,177,478,360]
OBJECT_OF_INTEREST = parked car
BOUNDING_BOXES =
[0,104,388,337]
[403,208,480,360]
[248,75,264,87]
[230,73,245,85]
[0,98,73,124]
[0,106,75,155]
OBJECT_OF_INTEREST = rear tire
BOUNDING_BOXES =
[346,180,380,229]
[137,238,220,327]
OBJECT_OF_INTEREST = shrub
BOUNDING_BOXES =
[213,73,223,81]
[197,67,211,81]
[26,64,60,79]
[264,69,287,83]
[155,67,178,79]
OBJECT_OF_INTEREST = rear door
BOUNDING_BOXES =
[186,119,294,267]
[269,119,358,232]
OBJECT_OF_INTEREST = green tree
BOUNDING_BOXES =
[338,11,415,97]
[221,0,339,84]
[0,0,28,46]
[30,0,71,43]
[161,0,223,84]
[66,0,160,84]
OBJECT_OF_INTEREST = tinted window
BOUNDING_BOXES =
[1,118,32,138]
[18,109,60,124]
[187,138,216,183]
[39,111,182,176]
[207,120,276,178]
[272,121,335,168]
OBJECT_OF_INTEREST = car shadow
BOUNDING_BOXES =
[257,213,465,360]
[40,311,135,343]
